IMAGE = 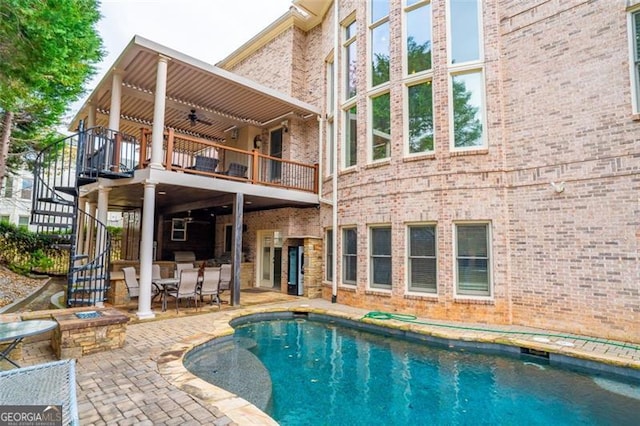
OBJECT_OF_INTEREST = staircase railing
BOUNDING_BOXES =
[67,206,111,306]
[31,126,134,307]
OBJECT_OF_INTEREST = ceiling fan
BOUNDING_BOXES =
[182,210,210,225]
[187,109,212,126]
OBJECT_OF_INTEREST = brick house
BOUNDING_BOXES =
[216,0,639,343]
[64,0,638,342]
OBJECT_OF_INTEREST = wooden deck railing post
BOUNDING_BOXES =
[313,163,319,194]
[251,150,259,185]
[166,129,175,170]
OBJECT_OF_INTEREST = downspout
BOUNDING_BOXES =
[331,0,339,303]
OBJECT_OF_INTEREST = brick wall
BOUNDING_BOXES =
[223,0,639,343]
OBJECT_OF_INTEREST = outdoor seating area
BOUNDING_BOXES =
[120,261,229,313]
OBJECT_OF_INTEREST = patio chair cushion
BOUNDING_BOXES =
[192,156,218,173]
[224,162,248,178]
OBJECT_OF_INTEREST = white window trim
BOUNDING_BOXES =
[628,8,640,114]
[368,224,392,291]
[342,101,358,171]
[402,0,432,79]
[453,221,493,299]
[446,0,484,68]
[405,222,438,297]
[403,76,435,157]
[448,68,488,151]
[367,1,390,90]
[324,227,334,283]
[446,0,487,152]
[341,226,358,287]
[342,15,357,104]
[368,89,392,163]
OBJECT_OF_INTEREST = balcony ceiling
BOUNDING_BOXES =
[70,35,320,141]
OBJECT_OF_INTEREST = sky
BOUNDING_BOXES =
[68,0,293,120]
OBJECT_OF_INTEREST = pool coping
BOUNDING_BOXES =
[157,305,640,425]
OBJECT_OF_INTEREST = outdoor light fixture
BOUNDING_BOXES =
[281,120,289,133]
[550,181,565,193]
[253,135,262,149]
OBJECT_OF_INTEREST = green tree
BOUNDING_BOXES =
[0,0,104,191]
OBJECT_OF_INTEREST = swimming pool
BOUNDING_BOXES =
[184,313,640,425]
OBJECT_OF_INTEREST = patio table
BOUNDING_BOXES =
[0,320,57,369]
[152,278,179,311]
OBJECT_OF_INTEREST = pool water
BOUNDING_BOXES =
[187,318,640,426]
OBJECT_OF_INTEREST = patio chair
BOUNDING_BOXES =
[122,267,139,298]
[123,266,160,301]
[166,269,200,313]
[188,155,218,173]
[219,263,231,296]
[223,162,248,178]
[199,267,221,307]
[175,262,194,279]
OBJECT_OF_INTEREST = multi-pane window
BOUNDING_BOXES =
[344,20,357,100]
[449,0,480,64]
[18,216,29,229]
[451,71,484,148]
[370,0,390,87]
[404,1,434,155]
[370,226,391,288]
[407,81,434,153]
[456,223,490,296]
[342,228,357,284]
[0,215,10,224]
[2,176,13,198]
[344,105,357,168]
[325,229,333,281]
[20,178,32,200]
[631,11,640,111]
[406,0,432,74]
[371,92,390,160]
[408,225,437,293]
[448,0,485,149]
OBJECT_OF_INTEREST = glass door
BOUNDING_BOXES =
[258,230,283,288]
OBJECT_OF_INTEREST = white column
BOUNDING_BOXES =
[76,197,87,260]
[96,187,111,308]
[137,180,157,319]
[87,103,96,129]
[85,202,97,260]
[150,55,169,169]
[108,71,123,131]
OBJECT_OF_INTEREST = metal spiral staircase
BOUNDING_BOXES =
[31,125,135,307]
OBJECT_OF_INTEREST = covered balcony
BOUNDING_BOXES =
[68,36,322,319]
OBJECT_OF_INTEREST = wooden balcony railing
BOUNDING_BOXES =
[138,129,318,193]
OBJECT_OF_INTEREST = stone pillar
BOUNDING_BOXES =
[137,180,157,319]
[303,237,324,298]
[150,55,169,170]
